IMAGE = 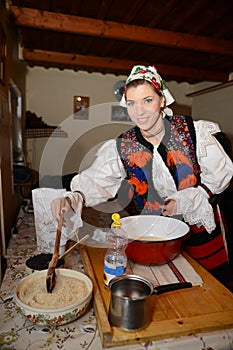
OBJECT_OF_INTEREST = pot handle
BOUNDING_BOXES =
[153,282,192,295]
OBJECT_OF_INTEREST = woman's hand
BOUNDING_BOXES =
[161,199,177,217]
[51,197,71,225]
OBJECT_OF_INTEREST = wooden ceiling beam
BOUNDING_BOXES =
[10,6,233,56]
[23,48,229,82]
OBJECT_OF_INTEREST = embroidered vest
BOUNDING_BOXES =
[117,116,232,281]
[116,115,201,215]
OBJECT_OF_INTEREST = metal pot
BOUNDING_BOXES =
[108,274,192,331]
[120,216,189,265]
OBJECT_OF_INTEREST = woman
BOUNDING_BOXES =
[51,65,233,290]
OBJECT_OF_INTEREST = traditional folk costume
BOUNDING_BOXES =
[116,116,233,288]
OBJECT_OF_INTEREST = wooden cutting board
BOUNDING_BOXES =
[80,246,233,348]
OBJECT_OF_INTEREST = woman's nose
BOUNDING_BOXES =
[136,104,145,115]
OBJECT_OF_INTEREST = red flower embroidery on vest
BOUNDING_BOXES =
[179,174,197,189]
[128,177,148,195]
[128,151,152,167]
[167,149,192,167]
[144,201,161,211]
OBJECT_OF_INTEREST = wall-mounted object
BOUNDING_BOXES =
[24,111,68,138]
[113,81,125,101]
[73,96,89,120]
[111,105,130,122]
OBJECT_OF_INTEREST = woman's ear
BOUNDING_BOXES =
[160,96,165,109]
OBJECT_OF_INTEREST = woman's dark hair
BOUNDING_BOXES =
[125,79,163,97]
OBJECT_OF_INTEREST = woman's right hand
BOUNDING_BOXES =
[51,197,71,225]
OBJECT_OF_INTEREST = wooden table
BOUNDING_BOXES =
[81,246,233,348]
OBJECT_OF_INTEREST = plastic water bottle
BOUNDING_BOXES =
[103,213,128,286]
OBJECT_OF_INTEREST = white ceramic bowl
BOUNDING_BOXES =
[15,268,93,326]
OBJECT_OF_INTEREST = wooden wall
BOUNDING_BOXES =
[0,0,27,254]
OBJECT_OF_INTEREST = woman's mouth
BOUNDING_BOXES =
[137,117,149,124]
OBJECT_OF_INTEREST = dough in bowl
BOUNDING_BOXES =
[18,274,88,309]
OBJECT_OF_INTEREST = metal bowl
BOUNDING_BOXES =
[120,215,189,265]
[14,268,93,326]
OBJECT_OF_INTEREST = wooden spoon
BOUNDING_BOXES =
[46,198,65,293]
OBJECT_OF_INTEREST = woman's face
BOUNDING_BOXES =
[125,82,165,133]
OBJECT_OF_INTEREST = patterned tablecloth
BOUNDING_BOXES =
[1,212,233,350]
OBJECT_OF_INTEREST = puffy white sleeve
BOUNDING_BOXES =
[167,120,233,233]
[68,139,126,207]
[196,120,233,193]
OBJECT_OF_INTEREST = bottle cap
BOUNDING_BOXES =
[112,213,121,227]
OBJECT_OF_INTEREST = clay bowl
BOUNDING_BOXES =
[14,268,93,326]
[120,215,189,265]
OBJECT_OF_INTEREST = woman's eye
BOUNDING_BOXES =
[144,98,152,104]
[126,101,134,107]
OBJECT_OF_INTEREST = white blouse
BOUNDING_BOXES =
[68,120,233,233]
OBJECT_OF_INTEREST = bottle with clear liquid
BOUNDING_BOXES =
[103,213,128,286]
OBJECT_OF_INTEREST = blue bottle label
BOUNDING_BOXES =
[103,262,126,285]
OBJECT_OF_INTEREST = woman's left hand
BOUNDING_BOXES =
[161,199,177,216]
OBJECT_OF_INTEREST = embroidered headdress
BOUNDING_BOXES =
[120,65,175,115]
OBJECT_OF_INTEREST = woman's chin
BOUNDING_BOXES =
[135,119,150,128]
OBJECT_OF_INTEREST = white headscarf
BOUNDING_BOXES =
[120,65,175,116]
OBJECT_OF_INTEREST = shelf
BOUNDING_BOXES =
[24,127,68,138]
[186,80,233,97]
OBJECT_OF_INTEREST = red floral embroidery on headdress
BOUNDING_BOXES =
[137,69,147,74]
[151,78,161,92]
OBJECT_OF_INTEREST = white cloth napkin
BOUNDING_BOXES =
[32,188,83,252]
[127,254,203,287]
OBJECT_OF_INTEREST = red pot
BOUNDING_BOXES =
[120,216,189,266]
